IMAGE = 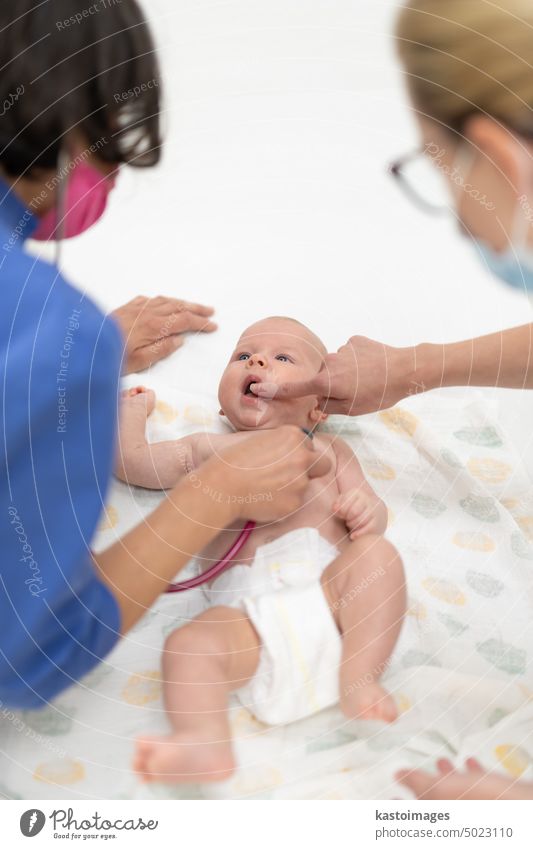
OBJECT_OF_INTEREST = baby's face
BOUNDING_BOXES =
[218,317,327,431]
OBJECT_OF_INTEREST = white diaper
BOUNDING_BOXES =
[205,527,343,725]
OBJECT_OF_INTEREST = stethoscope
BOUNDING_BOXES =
[166,428,315,592]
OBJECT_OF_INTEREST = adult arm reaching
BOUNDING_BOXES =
[251,325,533,415]
[95,425,331,634]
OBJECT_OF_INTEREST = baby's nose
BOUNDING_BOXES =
[248,354,267,368]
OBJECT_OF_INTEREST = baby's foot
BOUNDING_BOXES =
[341,681,398,723]
[121,385,156,417]
[133,730,235,784]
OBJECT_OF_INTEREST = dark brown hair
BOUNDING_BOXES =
[0,0,162,176]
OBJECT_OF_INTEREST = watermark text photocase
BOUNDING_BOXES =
[8,506,47,596]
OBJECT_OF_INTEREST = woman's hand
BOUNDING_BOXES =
[396,758,533,800]
[253,336,425,415]
[209,425,331,522]
[112,295,217,373]
[334,488,387,537]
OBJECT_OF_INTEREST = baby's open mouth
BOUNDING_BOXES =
[242,375,261,397]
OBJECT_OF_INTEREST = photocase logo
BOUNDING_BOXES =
[20,809,46,837]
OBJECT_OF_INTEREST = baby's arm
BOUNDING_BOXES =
[116,388,249,489]
[331,436,388,537]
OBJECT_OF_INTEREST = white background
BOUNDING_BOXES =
[39,0,533,459]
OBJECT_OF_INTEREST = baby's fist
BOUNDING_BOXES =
[333,488,387,538]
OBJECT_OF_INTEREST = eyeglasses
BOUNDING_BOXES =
[388,148,455,215]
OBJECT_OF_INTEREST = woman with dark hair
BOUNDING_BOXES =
[0,0,329,709]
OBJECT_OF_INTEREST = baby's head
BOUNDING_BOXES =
[218,316,328,432]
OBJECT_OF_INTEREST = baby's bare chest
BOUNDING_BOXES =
[200,442,347,566]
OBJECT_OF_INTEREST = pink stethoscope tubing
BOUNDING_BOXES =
[165,521,256,593]
[164,427,313,593]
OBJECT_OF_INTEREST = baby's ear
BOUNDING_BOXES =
[309,406,328,424]
[219,408,224,417]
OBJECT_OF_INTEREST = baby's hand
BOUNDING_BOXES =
[333,488,388,538]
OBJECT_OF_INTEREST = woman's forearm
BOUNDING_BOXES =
[416,323,533,393]
[94,457,239,633]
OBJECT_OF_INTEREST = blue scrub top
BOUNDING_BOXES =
[0,177,123,708]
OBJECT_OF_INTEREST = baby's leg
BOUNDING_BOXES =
[134,606,261,783]
[321,535,405,722]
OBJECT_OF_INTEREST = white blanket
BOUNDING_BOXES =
[2,381,533,800]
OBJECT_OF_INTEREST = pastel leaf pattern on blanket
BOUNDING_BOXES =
[467,457,512,484]
[379,408,419,438]
[487,707,509,728]
[98,505,119,532]
[34,758,85,785]
[437,612,469,636]
[154,400,179,423]
[411,494,447,519]
[306,729,359,754]
[459,494,500,523]
[466,571,504,598]
[440,448,463,468]
[121,670,162,705]
[365,459,396,481]
[79,660,114,690]
[233,766,284,796]
[477,639,527,676]
[422,578,466,606]
[231,708,268,735]
[184,405,214,426]
[322,417,362,437]
[396,693,412,714]
[453,425,503,447]
[401,649,441,668]
[20,704,74,736]
[424,729,458,755]
[511,532,533,560]
[453,531,495,552]
[494,744,531,778]
[407,598,427,621]
[517,516,533,541]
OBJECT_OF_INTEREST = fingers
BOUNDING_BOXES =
[465,757,484,773]
[168,312,217,334]
[253,376,326,400]
[349,517,372,538]
[146,312,217,340]
[334,489,361,517]
[396,769,442,800]
[436,759,455,775]
[334,490,372,534]
[149,297,215,318]
[130,336,184,372]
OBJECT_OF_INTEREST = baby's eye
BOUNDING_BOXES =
[237,353,250,361]
[276,354,291,362]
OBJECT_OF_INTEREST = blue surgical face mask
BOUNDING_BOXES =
[453,143,533,292]
[473,238,533,292]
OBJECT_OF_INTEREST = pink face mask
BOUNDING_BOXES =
[32,160,117,241]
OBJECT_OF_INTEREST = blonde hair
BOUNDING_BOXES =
[396,0,533,136]
[251,315,327,358]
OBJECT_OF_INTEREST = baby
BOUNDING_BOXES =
[117,316,406,783]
